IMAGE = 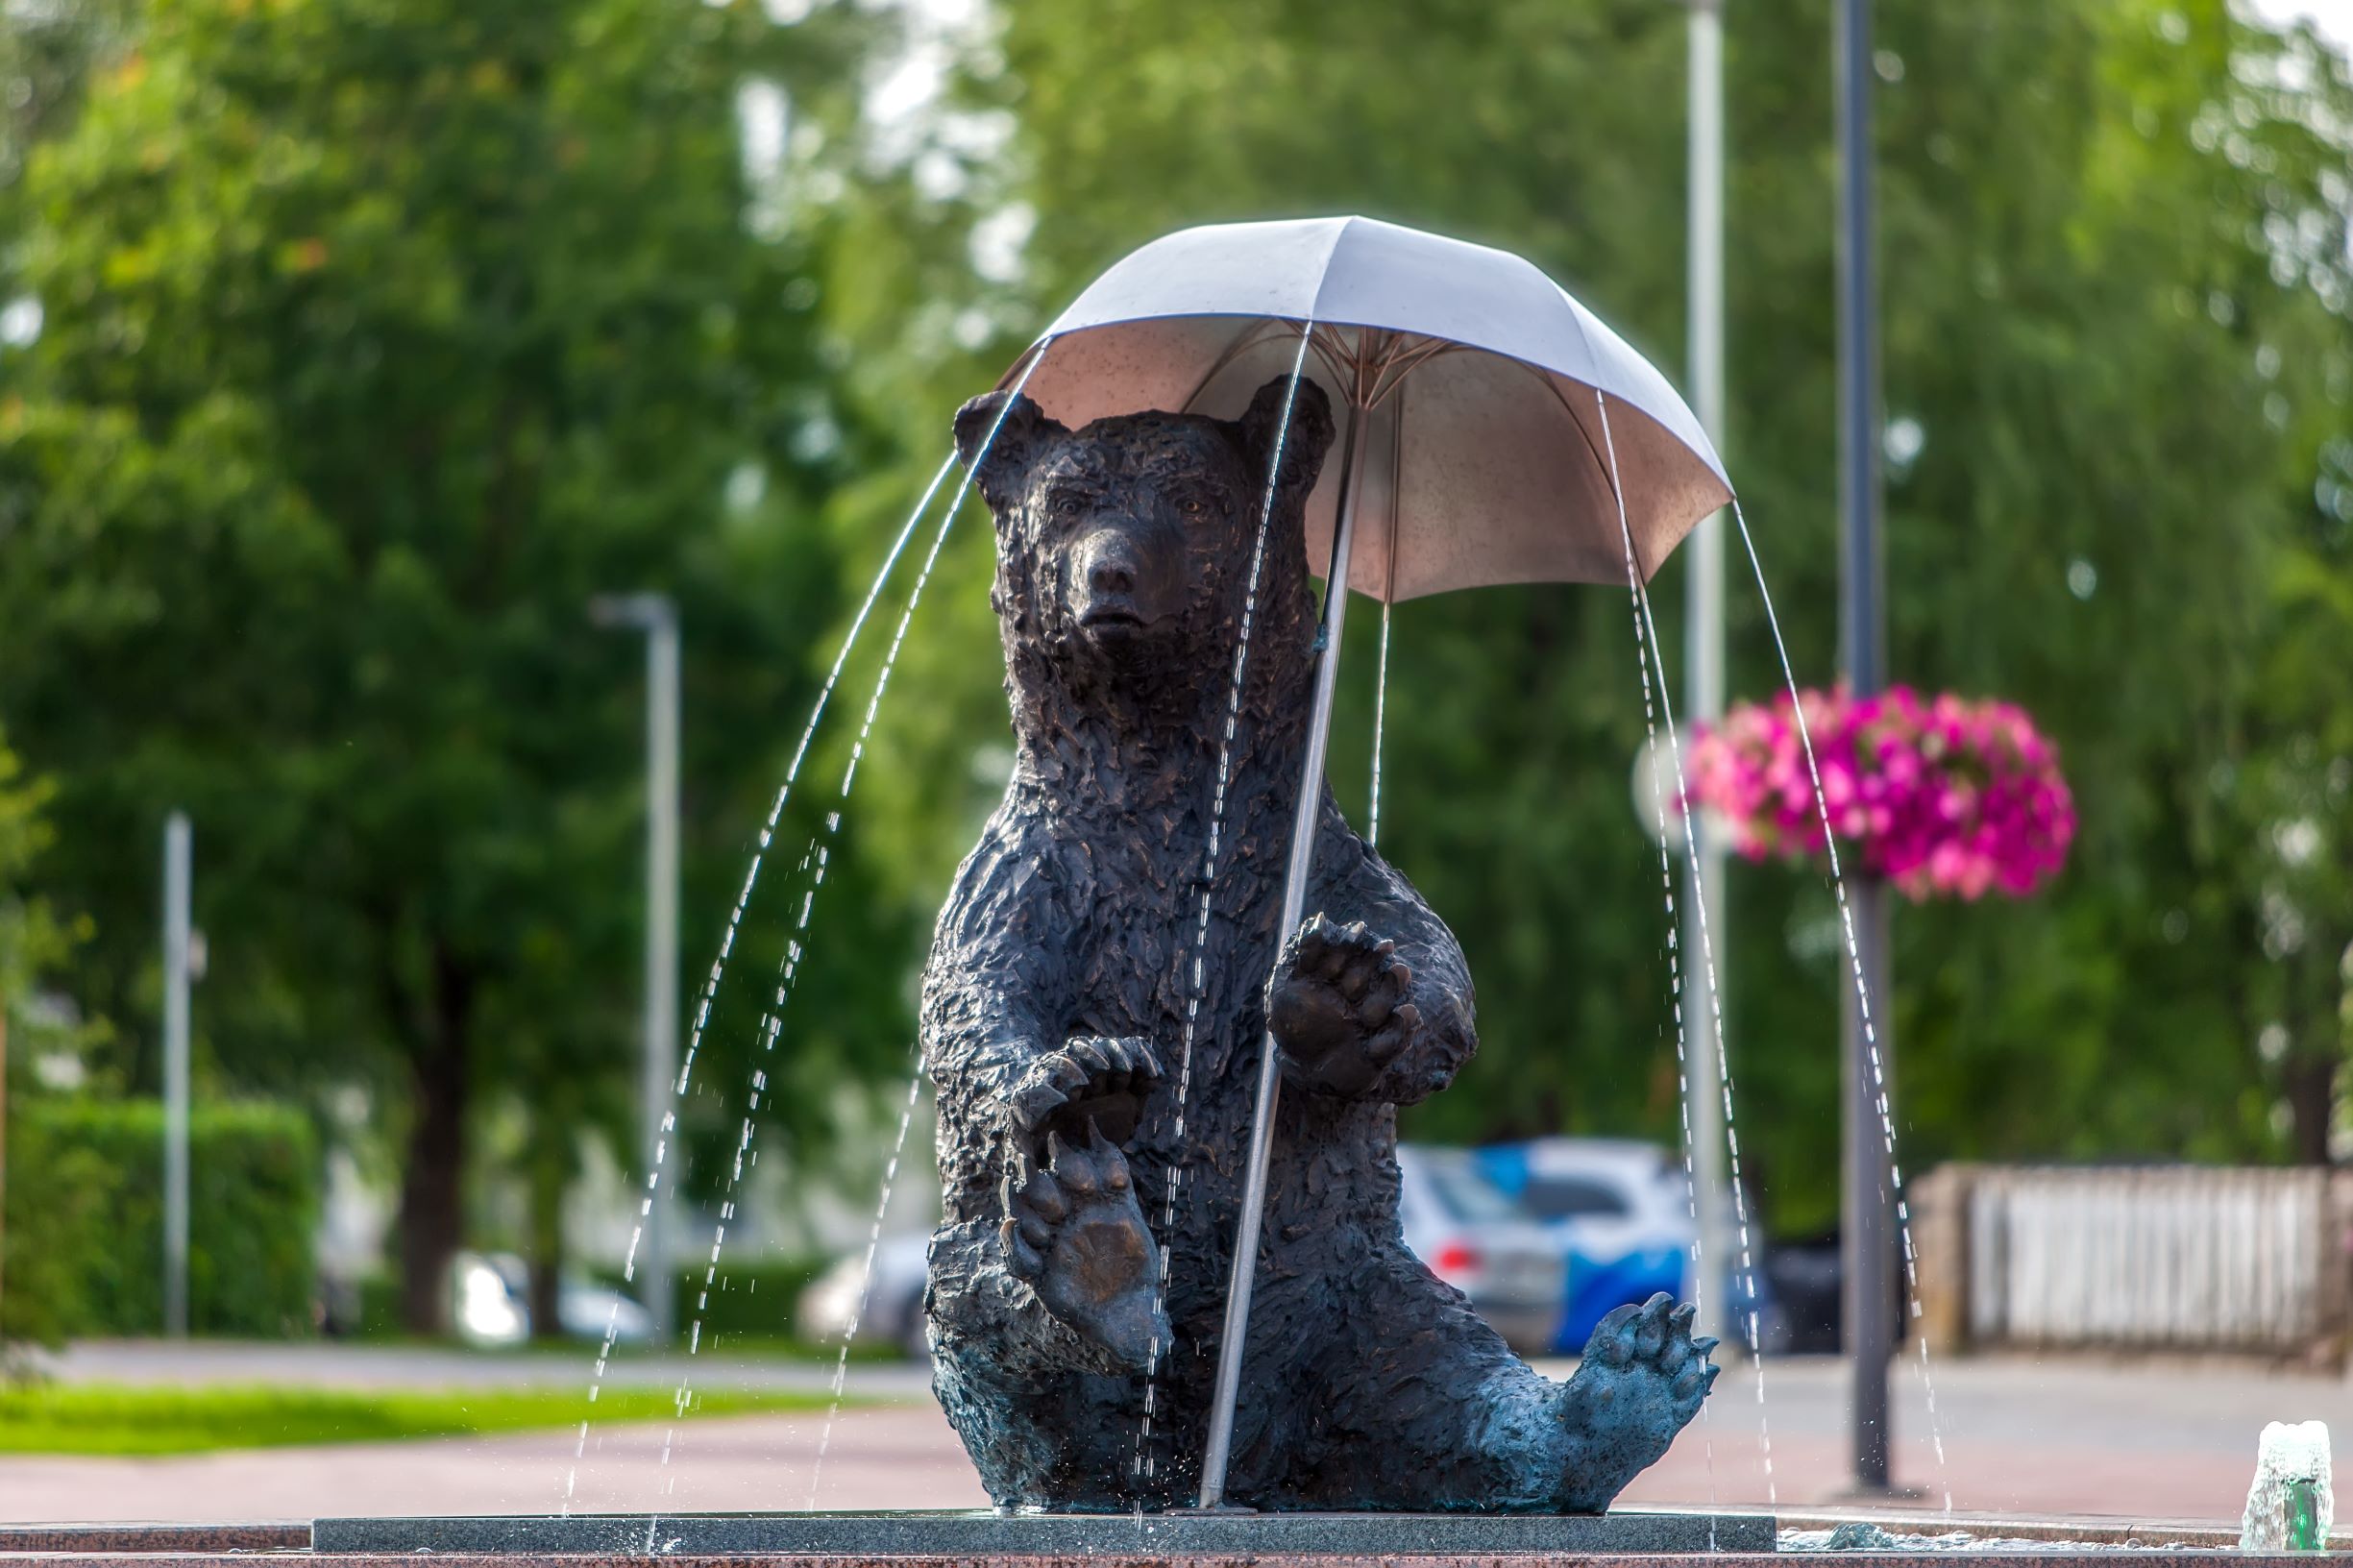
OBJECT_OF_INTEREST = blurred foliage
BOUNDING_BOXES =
[1,723,106,1355]
[0,0,2347,1305]
[0,723,90,1056]
[1,1098,316,1340]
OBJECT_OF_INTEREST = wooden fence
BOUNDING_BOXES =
[1913,1164,2353,1361]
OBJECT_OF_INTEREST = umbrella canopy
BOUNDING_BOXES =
[1000,214,1731,600]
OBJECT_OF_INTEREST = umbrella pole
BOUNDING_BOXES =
[1196,395,1372,1510]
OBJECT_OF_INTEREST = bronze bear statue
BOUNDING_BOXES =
[919,374,1715,1511]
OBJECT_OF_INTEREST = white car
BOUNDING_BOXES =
[449,1251,655,1347]
[1396,1143,1567,1353]
[797,1235,934,1359]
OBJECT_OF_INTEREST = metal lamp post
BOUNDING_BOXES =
[592,591,681,1348]
[1834,0,1896,1494]
[162,811,193,1338]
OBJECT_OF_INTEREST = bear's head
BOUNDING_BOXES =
[953,375,1336,737]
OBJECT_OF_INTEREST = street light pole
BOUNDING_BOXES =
[162,810,192,1339]
[1834,0,1895,1493]
[593,592,681,1348]
[1681,0,1737,1356]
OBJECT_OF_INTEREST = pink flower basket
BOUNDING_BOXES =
[1685,686,2076,901]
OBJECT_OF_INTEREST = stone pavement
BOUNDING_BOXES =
[3,1347,2347,1526]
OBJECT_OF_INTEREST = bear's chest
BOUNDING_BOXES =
[1043,797,1290,1088]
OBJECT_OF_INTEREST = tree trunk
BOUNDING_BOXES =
[527,1121,566,1339]
[2285,1049,2336,1167]
[397,946,474,1335]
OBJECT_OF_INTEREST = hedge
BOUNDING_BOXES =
[1,1099,319,1342]
[673,1258,829,1342]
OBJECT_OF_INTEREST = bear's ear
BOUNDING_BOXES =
[1233,373,1336,509]
[953,390,1065,513]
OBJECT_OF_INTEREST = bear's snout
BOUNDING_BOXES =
[1087,544,1136,600]
[1066,522,1180,644]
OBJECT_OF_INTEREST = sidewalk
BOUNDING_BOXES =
[5,1347,2344,1525]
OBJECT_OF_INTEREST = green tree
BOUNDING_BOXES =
[0,728,75,1031]
[0,722,97,1348]
[0,0,908,1329]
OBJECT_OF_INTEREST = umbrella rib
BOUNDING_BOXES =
[1364,336,1458,409]
[1530,362,1633,576]
[1177,319,1307,414]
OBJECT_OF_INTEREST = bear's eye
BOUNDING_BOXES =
[1044,490,1086,521]
[1179,496,1210,518]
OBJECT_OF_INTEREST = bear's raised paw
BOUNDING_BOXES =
[1267,913,1420,1099]
[1008,1036,1160,1155]
[1000,1124,1167,1372]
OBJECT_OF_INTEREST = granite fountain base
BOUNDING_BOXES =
[2,1510,2349,1568]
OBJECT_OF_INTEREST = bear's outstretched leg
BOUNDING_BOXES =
[1286,1251,1714,1511]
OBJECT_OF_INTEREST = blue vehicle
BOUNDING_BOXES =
[1396,1143,1566,1355]
[1478,1139,1776,1355]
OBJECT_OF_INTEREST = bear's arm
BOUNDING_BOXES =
[1307,809,1477,1106]
[920,825,1072,1114]
[922,826,1162,1378]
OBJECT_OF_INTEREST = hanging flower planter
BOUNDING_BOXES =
[1685,685,2077,901]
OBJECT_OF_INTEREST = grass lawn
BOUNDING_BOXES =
[0,1383,838,1457]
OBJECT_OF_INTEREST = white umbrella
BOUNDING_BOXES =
[1006,214,1730,600]
[992,214,1732,1507]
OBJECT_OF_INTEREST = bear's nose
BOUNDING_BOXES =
[1089,554,1137,597]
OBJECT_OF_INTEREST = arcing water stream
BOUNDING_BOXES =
[788,349,1054,1508]
[1595,390,1777,1512]
[1728,495,1953,1512]
[567,351,1046,1511]
[560,448,959,1512]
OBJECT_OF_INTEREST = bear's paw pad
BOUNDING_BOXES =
[1000,1124,1167,1370]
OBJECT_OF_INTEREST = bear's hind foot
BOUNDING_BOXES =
[1550,1293,1718,1512]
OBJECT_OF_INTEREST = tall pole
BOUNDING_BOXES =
[162,810,192,1339]
[1834,0,1895,1492]
[1198,386,1371,1511]
[646,607,680,1348]
[594,593,681,1347]
[1682,0,1736,1356]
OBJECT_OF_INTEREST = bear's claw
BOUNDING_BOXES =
[1008,1036,1160,1149]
